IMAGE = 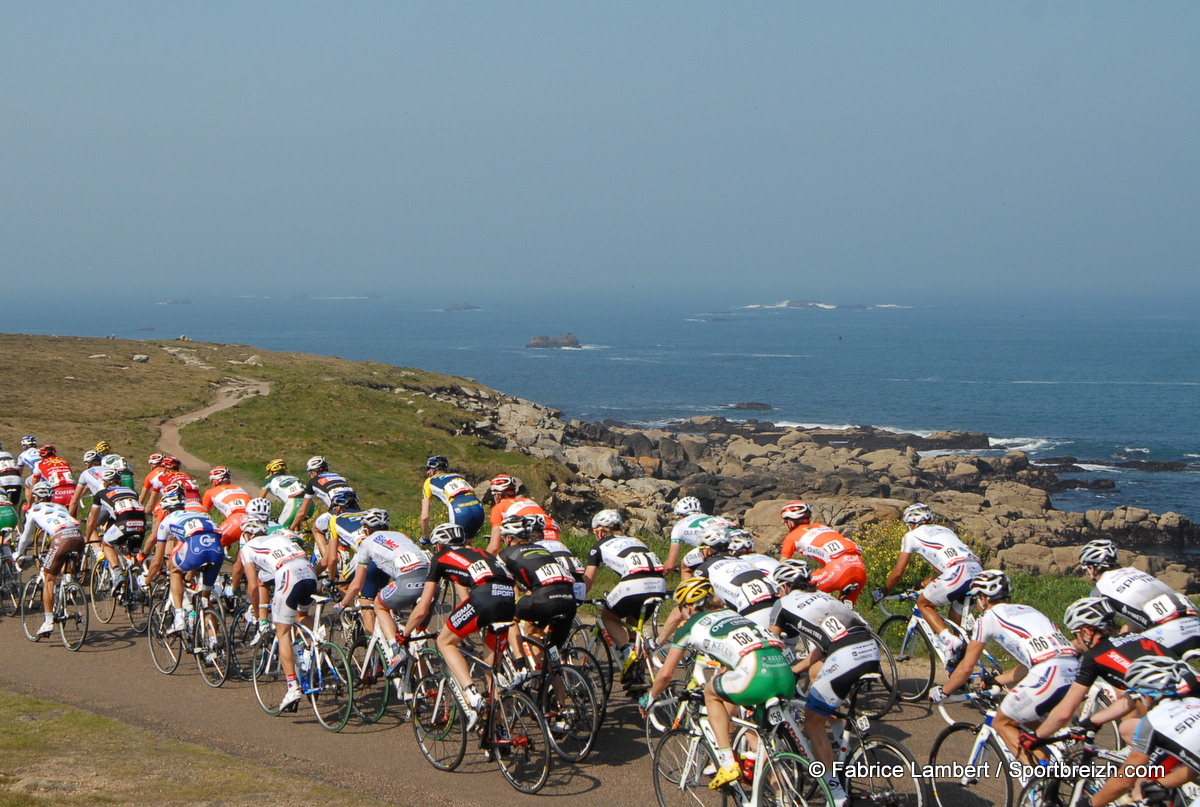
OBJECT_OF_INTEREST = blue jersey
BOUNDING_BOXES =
[156,510,220,544]
[422,473,485,537]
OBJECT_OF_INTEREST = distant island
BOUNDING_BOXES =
[158,298,192,305]
[729,402,773,411]
[744,299,866,310]
[526,333,581,349]
[445,303,483,312]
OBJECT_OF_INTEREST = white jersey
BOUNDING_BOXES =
[670,513,716,546]
[351,530,429,580]
[21,502,80,542]
[681,546,705,571]
[17,448,41,473]
[973,603,1077,668]
[1130,697,1200,773]
[1141,615,1200,661]
[739,552,781,577]
[240,532,312,583]
[694,556,778,614]
[585,534,664,579]
[0,452,20,486]
[264,473,306,501]
[77,467,106,495]
[900,524,979,574]
[1094,567,1193,631]
[769,589,870,654]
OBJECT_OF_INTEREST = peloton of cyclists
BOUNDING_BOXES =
[778,500,868,605]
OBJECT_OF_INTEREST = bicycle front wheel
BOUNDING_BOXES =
[878,615,936,701]
[652,728,728,807]
[544,664,599,762]
[0,560,20,618]
[766,751,831,807]
[843,735,928,807]
[411,674,467,771]
[348,636,390,724]
[90,559,117,623]
[252,640,289,716]
[58,582,89,651]
[195,607,231,687]
[125,579,151,634]
[495,690,552,794]
[309,641,353,732]
[928,723,1012,807]
[20,576,45,641]
[148,598,183,674]
[568,624,614,701]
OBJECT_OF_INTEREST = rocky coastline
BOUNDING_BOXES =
[525,333,581,349]
[424,384,1197,592]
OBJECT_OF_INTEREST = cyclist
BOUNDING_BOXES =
[0,442,23,510]
[16,436,41,486]
[420,455,484,543]
[583,509,667,670]
[145,490,225,635]
[689,521,780,632]
[486,473,557,553]
[1079,540,1198,633]
[201,467,251,547]
[258,459,306,529]
[532,513,587,603]
[663,496,713,575]
[401,522,516,731]
[314,489,366,578]
[288,456,354,530]
[17,482,86,637]
[873,503,982,664]
[778,500,867,605]
[68,450,105,518]
[84,469,147,591]
[334,508,429,675]
[145,457,202,521]
[1088,656,1200,807]
[0,491,17,537]
[27,446,76,507]
[768,560,877,807]
[238,517,319,711]
[931,570,1079,763]
[498,514,577,676]
[727,529,781,578]
[643,579,796,791]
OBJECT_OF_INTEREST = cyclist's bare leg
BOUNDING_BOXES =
[917,592,949,634]
[275,622,297,678]
[600,606,630,648]
[702,679,738,752]
[41,570,56,615]
[437,628,475,693]
[101,542,121,576]
[360,598,376,635]
[374,595,399,644]
[804,707,837,775]
[994,711,1029,763]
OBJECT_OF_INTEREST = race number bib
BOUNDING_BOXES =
[819,615,850,642]
[727,626,765,656]
[394,552,425,574]
[442,477,474,499]
[534,563,572,586]
[1028,631,1073,664]
[183,518,210,538]
[270,543,306,569]
[740,579,774,605]
[624,551,663,575]
[821,539,845,558]
[1143,593,1195,624]
[467,559,494,584]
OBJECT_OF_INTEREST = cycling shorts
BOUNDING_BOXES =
[273,562,318,625]
[361,560,392,600]
[446,501,485,540]
[379,568,428,611]
[275,497,302,528]
[923,562,982,611]
[811,555,868,606]
[50,486,74,507]
[604,575,667,620]
[44,530,85,575]
[1001,658,1079,725]
[218,511,245,548]
[806,635,881,715]
[714,649,796,707]
[738,601,776,634]
[102,523,145,546]
[170,533,225,587]
[0,504,19,531]
[515,584,577,649]
[446,582,516,639]
[1,483,22,509]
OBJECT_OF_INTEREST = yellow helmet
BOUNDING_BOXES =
[265,458,287,475]
[674,578,715,607]
[94,440,112,454]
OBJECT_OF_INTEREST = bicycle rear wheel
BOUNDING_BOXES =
[652,728,728,807]
[568,624,614,701]
[252,640,289,716]
[563,644,608,725]
[849,634,899,720]
[349,636,390,724]
[148,598,184,674]
[0,560,19,618]
[878,615,936,701]
[20,576,45,641]
[495,690,552,794]
[227,606,259,681]
[411,674,467,771]
[928,723,1011,807]
[544,665,599,762]
[195,607,231,687]
[90,559,117,623]
[125,578,151,634]
[309,641,353,732]
[58,582,89,650]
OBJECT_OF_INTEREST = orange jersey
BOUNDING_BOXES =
[490,496,559,539]
[152,470,202,502]
[142,466,165,494]
[780,523,860,565]
[202,484,251,518]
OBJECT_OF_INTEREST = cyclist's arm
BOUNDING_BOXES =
[582,564,598,593]
[647,645,689,700]
[68,483,86,517]
[663,542,682,574]
[1090,749,1152,807]
[14,515,37,557]
[883,552,912,593]
[288,497,311,531]
[1088,693,1136,726]
[793,644,823,676]
[419,497,431,540]
[84,506,101,542]
[338,564,368,609]
[998,663,1027,688]
[1158,763,1198,790]
[1038,682,1089,738]
[242,560,265,621]
[940,639,985,696]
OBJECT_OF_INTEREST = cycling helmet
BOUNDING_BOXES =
[698,520,732,549]
[969,570,1010,600]
[83,450,101,465]
[674,578,715,607]
[426,455,450,472]
[161,456,181,470]
[161,482,187,498]
[674,496,703,516]
[31,482,54,500]
[38,445,57,459]
[1064,597,1117,632]
[148,452,166,467]
[306,456,329,473]
[591,509,623,530]
[429,522,466,546]
[361,508,390,530]
[246,498,272,519]
[779,500,811,522]
[771,559,813,588]
[329,489,358,510]
[902,503,934,526]
[94,440,112,454]
[208,466,231,484]
[727,529,755,556]
[490,474,517,495]
[241,519,268,538]
[1078,540,1119,569]
[100,468,122,485]
[500,514,532,540]
[21,436,37,448]
[526,513,547,531]
[264,459,287,475]
[104,455,130,472]
[160,492,186,512]
[1124,655,1190,697]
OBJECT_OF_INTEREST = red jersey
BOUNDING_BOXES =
[490,496,559,540]
[202,484,251,518]
[780,523,860,565]
[33,457,76,490]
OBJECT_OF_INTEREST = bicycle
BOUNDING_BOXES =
[251,595,354,732]
[569,596,663,700]
[89,540,151,632]
[412,622,552,794]
[788,630,900,721]
[19,552,89,651]
[0,532,21,617]
[343,602,442,724]
[504,629,600,762]
[1014,729,1138,807]
[147,579,232,686]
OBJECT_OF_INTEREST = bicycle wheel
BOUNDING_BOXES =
[645,681,688,753]
[544,665,599,762]
[0,561,19,618]
[568,624,614,700]
[228,606,260,681]
[766,751,831,807]
[652,728,728,807]
[878,615,936,701]
[1086,689,1126,752]
[252,640,289,716]
[125,578,151,634]
[495,689,552,794]
[148,598,183,674]
[844,735,928,807]
[928,722,1012,807]
[411,674,468,771]
[349,636,390,724]
[90,559,117,623]
[58,582,89,651]
[563,644,609,724]
[851,634,899,720]
[195,607,231,687]
[309,641,353,732]
[20,576,46,641]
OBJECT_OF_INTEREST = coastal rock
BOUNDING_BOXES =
[525,333,581,349]
[563,446,627,480]
[131,354,150,363]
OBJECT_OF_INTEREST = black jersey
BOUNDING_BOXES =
[95,486,147,534]
[427,546,513,589]
[499,544,576,591]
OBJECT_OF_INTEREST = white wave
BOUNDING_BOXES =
[772,421,859,431]
[988,436,1068,454]
[579,344,610,350]
[1075,464,1124,473]
[1119,447,1151,454]
[873,304,912,309]
[741,301,791,309]
[608,357,661,363]
[1186,454,1200,459]
[312,296,370,300]
[709,352,809,359]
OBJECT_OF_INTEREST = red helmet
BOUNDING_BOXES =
[208,466,231,484]
[38,445,57,459]
[161,456,182,470]
[490,474,517,495]
[780,500,811,522]
[148,452,166,466]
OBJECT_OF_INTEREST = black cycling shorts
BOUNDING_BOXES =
[515,584,577,649]
[447,582,516,639]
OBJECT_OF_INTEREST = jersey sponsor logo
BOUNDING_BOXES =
[1098,649,1132,672]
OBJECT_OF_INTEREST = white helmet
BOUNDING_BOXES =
[246,498,273,520]
[306,456,329,473]
[969,570,1010,600]
[698,519,732,549]
[1124,655,1191,697]
[674,496,703,516]
[241,519,269,538]
[727,529,755,556]
[1063,597,1116,631]
[429,523,466,546]
[361,509,390,530]
[902,503,934,526]
[779,500,811,522]
[1078,540,1118,569]
[591,509,623,530]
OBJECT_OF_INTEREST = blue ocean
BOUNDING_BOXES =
[6,293,1199,520]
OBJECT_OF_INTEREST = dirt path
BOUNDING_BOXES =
[157,376,270,484]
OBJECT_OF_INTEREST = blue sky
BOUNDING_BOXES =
[2,3,1197,307]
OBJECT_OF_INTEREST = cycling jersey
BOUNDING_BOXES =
[317,511,368,550]
[31,458,76,504]
[1142,616,1200,661]
[1093,568,1193,631]
[490,496,560,540]
[972,603,1078,668]
[152,470,201,501]
[537,537,587,601]
[202,484,250,518]
[585,534,665,581]
[1129,697,1200,773]
[899,524,980,573]
[0,503,17,532]
[239,532,311,583]
[770,589,873,655]
[76,467,106,495]
[672,609,794,706]
[17,448,41,473]
[681,546,705,572]
[501,543,577,647]
[811,555,869,606]
[262,472,306,523]
[94,487,146,538]
[739,552,781,577]
[20,502,82,554]
[99,454,135,489]
[352,530,428,580]
[670,513,715,546]
[781,523,860,563]
[692,554,779,626]
[1074,634,1176,691]
[499,544,576,591]
[427,546,513,590]
[423,472,485,537]
[303,471,354,508]
[0,452,24,489]
[142,466,165,498]
[155,510,220,543]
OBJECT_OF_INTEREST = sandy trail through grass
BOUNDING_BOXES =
[156,375,271,485]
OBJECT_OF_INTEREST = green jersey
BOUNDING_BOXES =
[672,608,786,669]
